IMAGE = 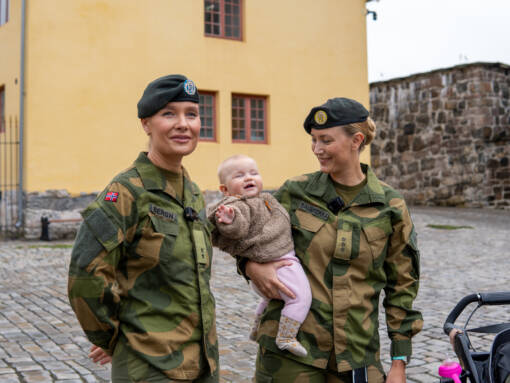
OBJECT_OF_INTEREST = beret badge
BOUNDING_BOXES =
[314,110,328,125]
[183,80,197,96]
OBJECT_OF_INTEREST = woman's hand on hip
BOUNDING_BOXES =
[386,360,406,383]
[245,260,295,300]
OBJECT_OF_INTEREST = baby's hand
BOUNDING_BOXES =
[215,205,235,224]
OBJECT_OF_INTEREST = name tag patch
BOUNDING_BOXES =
[150,204,177,222]
[298,201,329,221]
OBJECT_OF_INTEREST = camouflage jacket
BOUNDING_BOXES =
[68,152,218,380]
[256,164,423,372]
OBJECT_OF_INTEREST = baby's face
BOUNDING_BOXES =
[223,158,263,198]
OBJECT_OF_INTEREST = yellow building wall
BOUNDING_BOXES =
[0,0,21,122]
[22,0,369,194]
[0,0,21,192]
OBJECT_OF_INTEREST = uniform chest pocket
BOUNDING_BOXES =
[138,214,180,262]
[149,214,179,236]
[291,210,326,254]
[361,217,393,267]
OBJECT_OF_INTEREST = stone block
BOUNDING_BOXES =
[397,135,410,152]
[420,158,435,171]
[445,100,457,110]
[408,162,419,173]
[403,123,415,135]
[412,137,426,151]
[399,177,417,190]
[383,142,395,154]
[456,82,468,93]
[496,171,510,179]
[416,114,430,125]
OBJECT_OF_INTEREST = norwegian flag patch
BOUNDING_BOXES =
[104,192,119,202]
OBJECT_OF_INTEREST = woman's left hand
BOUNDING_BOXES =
[386,360,406,383]
[89,345,112,365]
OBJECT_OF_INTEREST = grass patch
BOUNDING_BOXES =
[28,244,74,249]
[426,224,474,230]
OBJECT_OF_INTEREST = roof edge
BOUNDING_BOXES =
[370,61,510,87]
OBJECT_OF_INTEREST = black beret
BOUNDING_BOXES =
[137,74,200,118]
[303,97,369,134]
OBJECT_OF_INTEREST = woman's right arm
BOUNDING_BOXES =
[246,260,295,299]
[68,182,135,355]
[245,181,296,299]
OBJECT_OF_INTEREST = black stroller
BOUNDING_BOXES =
[442,292,510,383]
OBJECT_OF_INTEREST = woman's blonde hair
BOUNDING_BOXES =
[341,117,376,152]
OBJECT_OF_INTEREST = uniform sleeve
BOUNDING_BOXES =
[383,197,423,358]
[212,200,252,240]
[67,182,136,355]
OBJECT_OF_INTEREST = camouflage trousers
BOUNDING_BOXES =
[111,338,218,383]
[254,347,385,383]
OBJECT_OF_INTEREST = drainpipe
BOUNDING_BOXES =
[16,0,26,229]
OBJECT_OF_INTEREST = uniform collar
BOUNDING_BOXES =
[350,164,386,206]
[305,164,385,206]
[133,152,200,198]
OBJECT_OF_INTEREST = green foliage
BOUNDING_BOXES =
[426,224,474,230]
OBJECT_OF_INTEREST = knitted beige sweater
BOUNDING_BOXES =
[207,192,294,263]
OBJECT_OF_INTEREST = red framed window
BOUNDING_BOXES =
[204,0,242,40]
[0,0,8,26]
[199,92,216,141]
[0,86,5,133]
[232,95,267,143]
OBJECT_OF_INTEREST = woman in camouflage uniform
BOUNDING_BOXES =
[68,75,219,383]
[245,98,423,383]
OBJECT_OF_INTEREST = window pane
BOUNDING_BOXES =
[213,25,220,35]
[225,26,232,37]
[199,93,215,140]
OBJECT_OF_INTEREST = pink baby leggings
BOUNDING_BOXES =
[252,251,312,323]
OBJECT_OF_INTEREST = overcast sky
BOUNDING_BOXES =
[366,0,510,83]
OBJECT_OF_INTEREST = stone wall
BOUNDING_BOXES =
[24,190,96,240]
[19,189,261,239]
[370,62,510,208]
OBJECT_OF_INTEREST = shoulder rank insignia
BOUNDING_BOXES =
[104,192,119,202]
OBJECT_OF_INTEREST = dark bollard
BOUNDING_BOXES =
[40,216,50,241]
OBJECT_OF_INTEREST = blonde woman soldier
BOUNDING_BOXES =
[68,75,219,382]
[243,98,423,383]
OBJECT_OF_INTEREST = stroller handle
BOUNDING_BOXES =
[443,292,510,335]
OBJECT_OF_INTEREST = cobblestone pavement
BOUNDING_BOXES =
[0,207,509,382]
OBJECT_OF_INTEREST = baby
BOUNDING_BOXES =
[208,154,312,358]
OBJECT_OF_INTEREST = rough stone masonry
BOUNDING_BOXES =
[370,62,510,209]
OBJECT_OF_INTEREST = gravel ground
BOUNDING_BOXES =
[0,206,508,382]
